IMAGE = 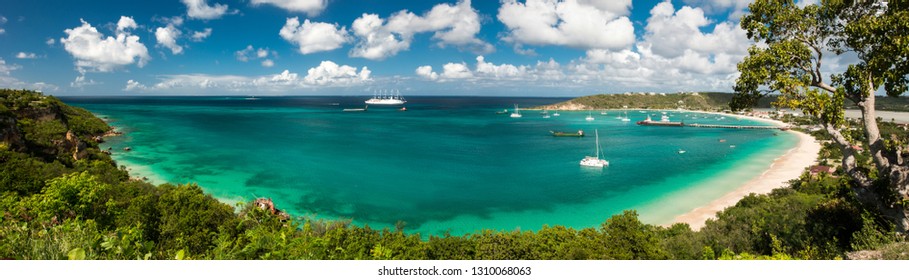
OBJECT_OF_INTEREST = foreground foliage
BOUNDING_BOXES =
[1,89,905,259]
[733,0,909,231]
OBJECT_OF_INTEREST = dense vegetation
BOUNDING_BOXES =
[543,91,909,112]
[537,92,778,111]
[0,89,906,260]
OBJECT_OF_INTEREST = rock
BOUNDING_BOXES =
[846,250,883,260]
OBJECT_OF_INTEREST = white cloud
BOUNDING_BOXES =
[440,62,473,79]
[0,16,6,35]
[261,59,274,67]
[515,0,752,92]
[191,28,212,41]
[235,45,253,62]
[124,79,147,91]
[235,45,276,67]
[0,58,59,92]
[15,52,37,59]
[71,74,100,88]
[182,0,229,20]
[303,61,371,86]
[46,38,55,45]
[497,0,635,50]
[417,56,564,83]
[250,0,327,16]
[0,58,19,75]
[279,17,350,54]
[415,65,439,80]
[475,56,527,78]
[350,0,493,60]
[270,70,298,83]
[132,61,370,93]
[681,0,751,20]
[60,18,151,72]
[641,1,748,59]
[349,14,409,60]
[155,24,184,54]
[116,16,138,33]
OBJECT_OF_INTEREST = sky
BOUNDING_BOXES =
[0,0,816,96]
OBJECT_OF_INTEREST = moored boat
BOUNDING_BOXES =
[550,130,584,137]
[636,115,684,126]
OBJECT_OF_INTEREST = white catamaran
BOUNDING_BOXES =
[510,104,522,118]
[580,129,609,167]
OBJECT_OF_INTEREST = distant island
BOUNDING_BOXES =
[533,92,773,111]
[534,91,909,112]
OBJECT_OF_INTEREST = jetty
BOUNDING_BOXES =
[686,123,790,130]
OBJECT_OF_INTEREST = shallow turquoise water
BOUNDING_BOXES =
[65,96,796,236]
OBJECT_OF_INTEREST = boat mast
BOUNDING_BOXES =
[595,129,600,158]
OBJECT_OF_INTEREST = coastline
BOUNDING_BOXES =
[96,105,817,233]
[669,127,820,230]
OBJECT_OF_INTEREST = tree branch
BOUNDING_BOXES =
[824,122,873,188]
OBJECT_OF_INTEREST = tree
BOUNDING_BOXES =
[733,0,909,232]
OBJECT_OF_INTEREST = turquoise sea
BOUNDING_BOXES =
[64,96,797,236]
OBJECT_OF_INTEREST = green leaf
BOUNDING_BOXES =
[68,248,86,260]
[175,249,185,260]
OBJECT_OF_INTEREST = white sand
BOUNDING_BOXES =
[669,119,821,230]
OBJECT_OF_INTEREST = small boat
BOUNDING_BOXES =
[551,130,584,137]
[620,111,630,122]
[399,107,407,111]
[580,129,608,167]
[552,111,560,117]
[678,149,686,154]
[719,139,727,143]
[542,114,551,119]
[730,145,736,148]
[510,104,522,118]
[245,96,260,100]
[585,111,594,121]
[600,111,608,115]
[496,109,509,114]
[343,105,368,112]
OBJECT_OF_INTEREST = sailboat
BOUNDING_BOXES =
[621,111,630,122]
[580,129,609,167]
[552,111,560,117]
[585,111,594,121]
[510,104,522,118]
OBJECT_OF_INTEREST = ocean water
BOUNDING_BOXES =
[64,96,797,236]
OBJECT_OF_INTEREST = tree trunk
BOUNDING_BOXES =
[856,93,909,233]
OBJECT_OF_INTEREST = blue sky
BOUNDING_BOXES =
[0,0,769,96]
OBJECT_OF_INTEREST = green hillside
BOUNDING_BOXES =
[536,92,778,111]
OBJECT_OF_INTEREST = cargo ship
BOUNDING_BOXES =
[636,115,684,127]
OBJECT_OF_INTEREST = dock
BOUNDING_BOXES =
[686,123,790,130]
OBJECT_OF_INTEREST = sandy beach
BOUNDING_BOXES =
[669,119,821,230]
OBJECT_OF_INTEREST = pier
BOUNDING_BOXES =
[686,123,790,130]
